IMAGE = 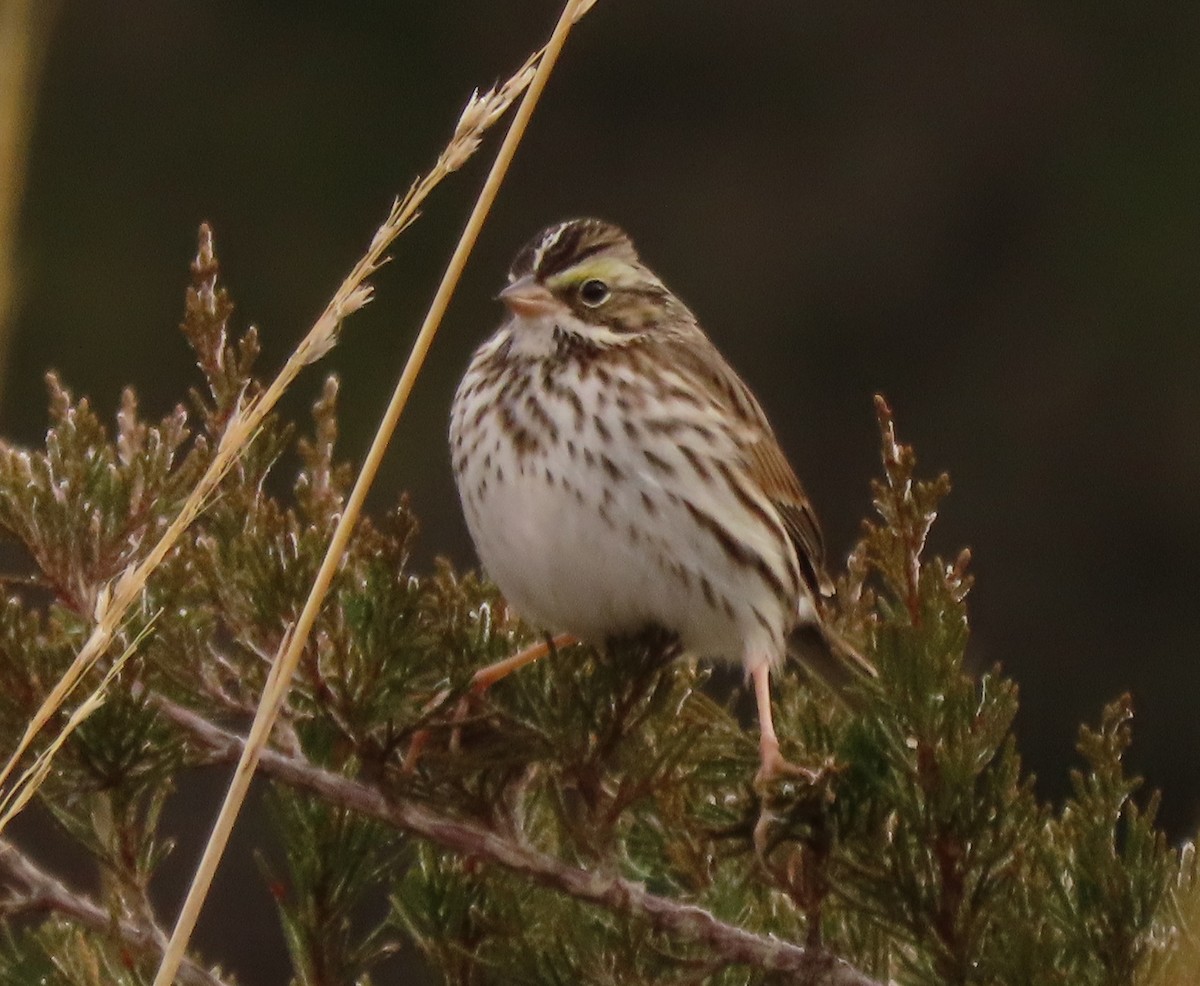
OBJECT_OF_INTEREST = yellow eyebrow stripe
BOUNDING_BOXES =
[545,257,630,291]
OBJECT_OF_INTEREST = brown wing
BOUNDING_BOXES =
[744,434,833,598]
[668,333,834,600]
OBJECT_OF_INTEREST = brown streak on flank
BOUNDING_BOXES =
[623,419,639,440]
[751,605,774,638]
[645,417,684,437]
[599,453,624,481]
[679,446,711,482]
[721,595,736,620]
[715,460,781,539]
[640,491,658,516]
[667,385,706,410]
[700,575,718,611]
[683,498,789,602]
[593,414,612,443]
[643,449,675,475]
[613,375,648,411]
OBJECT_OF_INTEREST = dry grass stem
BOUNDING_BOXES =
[0,611,157,835]
[150,3,591,984]
[0,0,598,834]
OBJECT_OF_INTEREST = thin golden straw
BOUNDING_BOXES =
[150,3,587,983]
[0,612,158,832]
[0,0,596,833]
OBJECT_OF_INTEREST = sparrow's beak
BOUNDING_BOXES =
[498,275,559,318]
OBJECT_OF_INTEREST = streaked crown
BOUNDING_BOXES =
[504,219,686,333]
[509,218,638,282]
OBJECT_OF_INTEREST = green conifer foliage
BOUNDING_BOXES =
[0,228,1192,985]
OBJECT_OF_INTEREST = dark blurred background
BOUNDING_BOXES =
[3,0,1199,979]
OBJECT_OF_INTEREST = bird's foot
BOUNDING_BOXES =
[755,736,822,787]
[752,739,838,859]
[402,634,574,773]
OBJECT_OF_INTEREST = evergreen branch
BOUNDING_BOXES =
[0,838,230,986]
[156,696,884,986]
[0,0,600,842]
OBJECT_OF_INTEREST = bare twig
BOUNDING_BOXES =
[156,696,885,986]
[0,838,230,986]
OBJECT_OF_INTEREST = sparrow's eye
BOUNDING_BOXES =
[578,278,610,307]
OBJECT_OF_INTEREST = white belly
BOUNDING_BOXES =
[460,454,749,659]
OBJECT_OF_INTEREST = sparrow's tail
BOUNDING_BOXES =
[786,620,876,702]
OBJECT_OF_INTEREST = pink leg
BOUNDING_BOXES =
[403,633,577,772]
[471,633,577,692]
[752,662,817,784]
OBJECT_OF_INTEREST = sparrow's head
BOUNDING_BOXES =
[500,219,688,338]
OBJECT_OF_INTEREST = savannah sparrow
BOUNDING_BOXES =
[449,219,871,780]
